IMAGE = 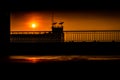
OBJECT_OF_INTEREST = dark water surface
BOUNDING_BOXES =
[9,55,120,63]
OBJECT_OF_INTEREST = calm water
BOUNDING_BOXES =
[9,55,120,63]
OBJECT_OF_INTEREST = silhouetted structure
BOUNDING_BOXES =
[10,22,64,42]
[10,21,120,42]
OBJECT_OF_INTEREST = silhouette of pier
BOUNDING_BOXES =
[10,22,120,42]
[10,30,120,42]
[9,25,120,55]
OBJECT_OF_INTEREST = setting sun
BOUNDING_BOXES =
[32,24,36,28]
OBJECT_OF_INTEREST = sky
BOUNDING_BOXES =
[10,11,120,31]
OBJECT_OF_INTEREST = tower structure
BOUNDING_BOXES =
[51,11,64,42]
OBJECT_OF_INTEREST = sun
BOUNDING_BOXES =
[32,24,36,28]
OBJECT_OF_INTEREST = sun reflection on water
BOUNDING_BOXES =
[9,55,120,63]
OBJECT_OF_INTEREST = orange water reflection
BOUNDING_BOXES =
[27,58,39,63]
[9,55,120,63]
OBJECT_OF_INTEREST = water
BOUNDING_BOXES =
[9,55,120,63]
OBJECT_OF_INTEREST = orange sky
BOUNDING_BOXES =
[10,11,120,31]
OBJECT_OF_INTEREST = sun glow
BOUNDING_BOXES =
[32,24,36,28]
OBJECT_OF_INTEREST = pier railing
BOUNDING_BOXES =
[64,30,120,42]
[10,30,120,42]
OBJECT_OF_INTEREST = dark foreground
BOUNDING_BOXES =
[1,58,120,74]
[9,42,120,55]
[2,60,120,69]
[1,42,120,65]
